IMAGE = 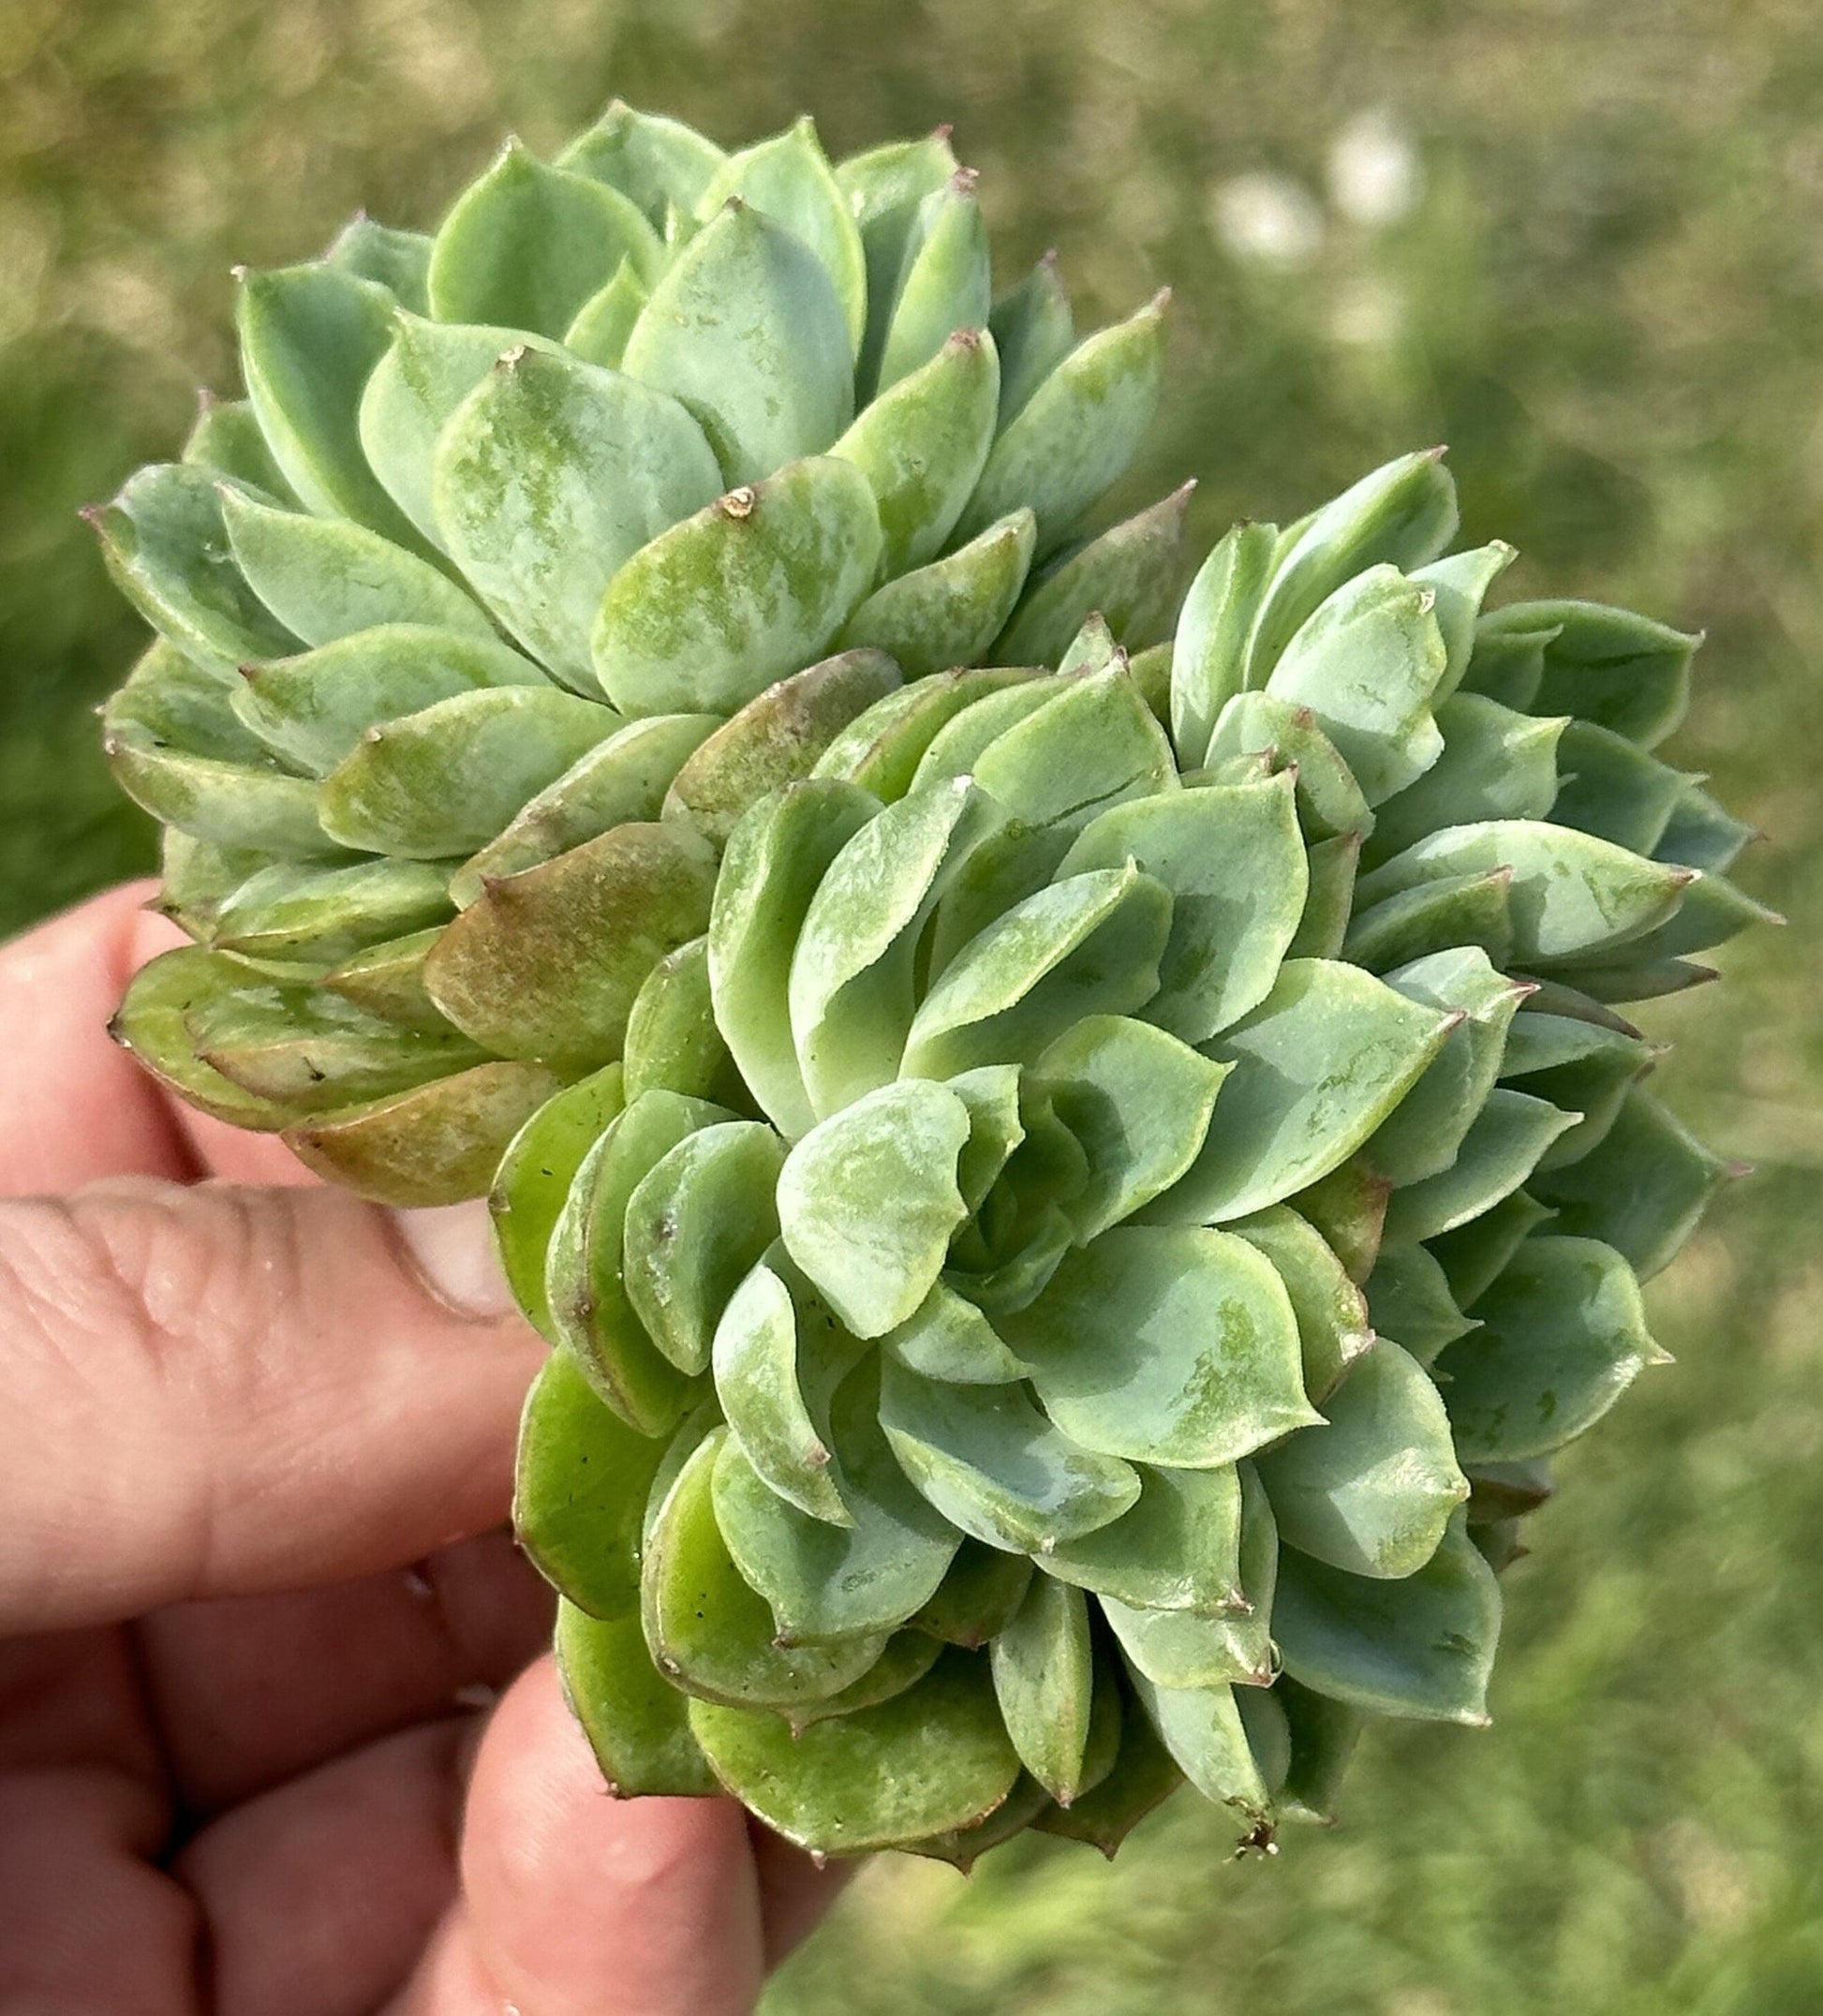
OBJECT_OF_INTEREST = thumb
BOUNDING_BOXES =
[0,1183,543,1632]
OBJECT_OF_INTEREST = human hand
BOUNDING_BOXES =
[0,884,849,2014]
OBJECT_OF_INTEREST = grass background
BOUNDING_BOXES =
[3,2,1818,2008]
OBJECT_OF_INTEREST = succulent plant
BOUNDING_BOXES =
[97,109,1770,1865]
[98,103,1182,1199]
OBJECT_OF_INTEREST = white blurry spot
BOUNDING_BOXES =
[1328,110,1422,229]
[1209,172,1324,269]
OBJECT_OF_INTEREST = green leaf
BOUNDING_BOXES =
[236,262,420,542]
[642,1429,886,1708]
[1169,520,1280,766]
[323,215,432,312]
[1530,1089,1732,1281]
[454,711,718,903]
[230,487,487,657]
[956,292,1169,556]
[621,200,854,485]
[870,169,992,399]
[1264,564,1448,804]
[1229,1206,1372,1401]
[902,864,1172,1080]
[906,1771,1053,1872]
[785,1632,944,1732]
[1047,1462,1242,1632]
[911,1541,1033,1647]
[202,859,451,974]
[1430,1191,1556,1312]
[997,482,1196,674]
[111,946,311,1132]
[559,101,727,227]
[839,128,963,387]
[1363,947,1531,1187]
[1148,960,1453,1224]
[1030,1016,1230,1241]
[426,820,717,1066]
[967,669,1178,829]
[1411,541,1517,700]
[592,456,882,715]
[1257,1340,1467,1579]
[789,778,998,1117]
[515,1348,663,1617]
[282,1060,563,1205]
[88,464,298,677]
[621,935,744,1106]
[1287,831,1362,961]
[318,687,617,857]
[1355,820,1696,964]
[695,118,867,357]
[543,1090,730,1431]
[1363,692,1566,870]
[1003,1225,1315,1468]
[624,1122,784,1374]
[1364,1243,1476,1368]
[1203,691,1374,843]
[1655,782,1756,873]
[712,1377,959,1643]
[987,251,1075,427]
[1125,1672,1272,1817]
[1243,450,1459,683]
[1274,1513,1501,1725]
[556,1600,718,1796]
[991,1573,1095,1805]
[1458,615,1555,711]
[709,779,879,1139]
[662,650,901,846]
[1381,1089,1579,1246]
[433,345,723,689]
[885,1285,1030,1385]
[427,139,660,338]
[1437,1235,1665,1461]
[183,393,299,501]
[830,328,1000,577]
[1274,1676,1364,1826]
[1059,773,1308,1042]
[812,664,1045,799]
[1343,868,1517,975]
[688,1647,1020,1854]
[1485,600,1698,748]
[1549,718,1689,854]
[777,1080,971,1338]
[562,259,649,370]
[838,511,1035,680]
[879,1358,1141,1553]
[1288,1161,1392,1286]
[710,1253,854,1524]
[491,1062,626,1337]
[359,312,560,549]
[323,926,451,1031]
[233,624,546,778]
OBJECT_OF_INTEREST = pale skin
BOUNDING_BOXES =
[0,884,850,2013]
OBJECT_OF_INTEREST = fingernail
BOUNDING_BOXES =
[392,1198,521,1321]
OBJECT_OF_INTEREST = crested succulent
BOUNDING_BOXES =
[97,108,1770,1867]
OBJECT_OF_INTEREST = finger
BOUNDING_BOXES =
[141,1532,552,1816]
[174,1716,470,2016]
[0,1766,196,2013]
[0,1184,541,1633]
[396,1659,850,2016]
[0,882,198,1192]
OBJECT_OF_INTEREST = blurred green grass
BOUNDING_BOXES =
[3,2,1817,2009]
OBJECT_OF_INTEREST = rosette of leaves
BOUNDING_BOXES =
[500,449,1770,1864]
[99,104,1188,1203]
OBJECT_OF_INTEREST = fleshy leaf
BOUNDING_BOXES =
[556,1601,718,1797]
[688,1647,1020,1855]
[878,1358,1141,1553]
[1256,1340,1467,1579]
[777,1079,971,1337]
[491,1062,626,1337]
[886,1285,1031,1385]
[1363,1243,1477,1368]
[991,1573,1095,1805]
[987,252,1075,426]
[621,936,745,1106]
[433,345,723,689]
[1125,1673,1272,1818]
[427,139,661,337]
[870,168,991,396]
[593,457,882,716]
[1273,1513,1501,1725]
[1229,1206,1372,1401]
[838,511,1035,680]
[1169,520,1281,766]
[1437,1235,1666,1461]
[1364,692,1566,869]
[621,200,854,485]
[995,483,1195,669]
[1484,600,1698,748]
[1043,1461,1244,1614]
[1380,1089,1580,1247]
[1147,960,1454,1224]
[559,102,728,227]
[1003,1225,1316,1467]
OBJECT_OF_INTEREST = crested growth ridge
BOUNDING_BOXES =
[96,103,1771,1862]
